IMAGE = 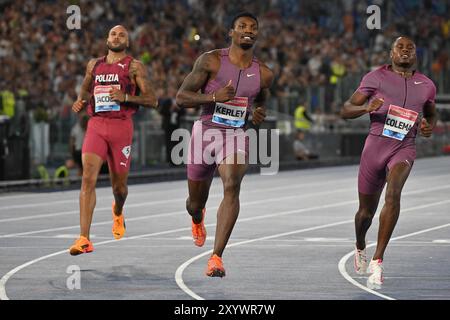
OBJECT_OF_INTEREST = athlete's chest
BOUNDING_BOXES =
[377,75,430,112]
[212,65,260,98]
[93,63,134,86]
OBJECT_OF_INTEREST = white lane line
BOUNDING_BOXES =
[432,240,450,243]
[2,180,448,238]
[0,197,361,300]
[0,160,445,203]
[0,176,356,221]
[0,211,184,238]
[175,220,354,300]
[2,166,447,222]
[1,162,447,210]
[0,184,355,237]
[338,200,450,301]
[176,199,450,300]
[0,168,357,206]
[1,180,449,299]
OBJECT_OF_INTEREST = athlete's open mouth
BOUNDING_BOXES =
[241,35,255,41]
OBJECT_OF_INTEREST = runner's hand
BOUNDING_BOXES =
[109,88,125,103]
[252,107,266,125]
[420,118,433,137]
[214,80,235,103]
[72,99,87,113]
[366,97,384,113]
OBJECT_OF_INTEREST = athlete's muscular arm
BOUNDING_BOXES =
[176,51,236,107]
[176,52,218,107]
[340,91,384,119]
[72,59,96,113]
[252,64,274,125]
[130,60,157,108]
[110,60,158,108]
[420,101,437,137]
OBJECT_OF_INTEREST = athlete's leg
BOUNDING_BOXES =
[70,118,108,255]
[186,120,215,223]
[187,177,213,248]
[186,178,213,223]
[79,153,104,238]
[373,161,411,260]
[355,191,382,250]
[106,118,133,239]
[213,152,248,257]
[106,118,133,210]
[108,169,129,239]
[356,145,386,250]
[354,140,386,273]
[109,170,129,215]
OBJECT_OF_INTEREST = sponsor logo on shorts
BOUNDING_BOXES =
[122,146,131,159]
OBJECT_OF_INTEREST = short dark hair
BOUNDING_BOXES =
[230,12,258,30]
[391,36,416,49]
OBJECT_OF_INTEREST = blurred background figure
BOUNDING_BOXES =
[293,130,319,161]
[294,100,314,132]
[158,87,185,166]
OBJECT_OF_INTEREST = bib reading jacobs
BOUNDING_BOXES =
[94,85,121,112]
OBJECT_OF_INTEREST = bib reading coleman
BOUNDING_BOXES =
[382,105,418,141]
[356,64,436,194]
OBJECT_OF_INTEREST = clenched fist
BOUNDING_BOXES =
[214,80,235,103]
[420,118,433,137]
[72,99,87,113]
[109,87,125,103]
[366,97,384,113]
[252,107,266,125]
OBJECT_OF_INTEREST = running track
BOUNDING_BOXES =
[0,156,449,300]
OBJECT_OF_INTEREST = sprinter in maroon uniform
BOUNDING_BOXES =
[341,37,437,288]
[176,13,274,277]
[69,25,158,255]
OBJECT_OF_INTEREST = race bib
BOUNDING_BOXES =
[94,85,121,112]
[382,105,418,141]
[212,97,248,128]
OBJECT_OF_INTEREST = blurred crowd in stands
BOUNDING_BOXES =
[1,0,449,121]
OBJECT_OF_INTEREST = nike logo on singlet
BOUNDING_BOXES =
[246,74,255,78]
[414,81,423,85]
